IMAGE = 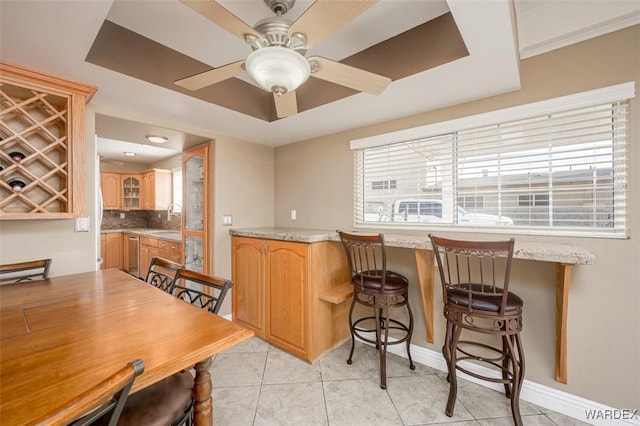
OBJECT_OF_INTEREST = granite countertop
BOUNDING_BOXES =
[101,228,182,243]
[229,227,595,265]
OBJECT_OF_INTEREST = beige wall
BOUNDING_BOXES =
[213,137,275,314]
[274,26,640,409]
[0,105,100,276]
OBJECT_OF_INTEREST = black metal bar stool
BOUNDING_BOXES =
[337,230,415,389]
[429,234,525,426]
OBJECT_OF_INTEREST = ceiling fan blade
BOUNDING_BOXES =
[274,91,298,118]
[289,0,378,48]
[308,56,391,95]
[174,60,246,91]
[179,0,260,41]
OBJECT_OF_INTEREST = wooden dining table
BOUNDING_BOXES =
[0,268,253,425]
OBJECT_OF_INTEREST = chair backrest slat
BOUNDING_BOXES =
[430,234,515,314]
[337,231,389,292]
[170,268,232,315]
[145,257,182,293]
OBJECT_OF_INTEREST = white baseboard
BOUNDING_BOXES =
[380,339,640,426]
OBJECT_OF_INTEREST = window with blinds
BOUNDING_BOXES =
[353,89,630,238]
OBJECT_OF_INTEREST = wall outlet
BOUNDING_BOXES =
[119,212,125,219]
[290,209,297,220]
[222,214,233,226]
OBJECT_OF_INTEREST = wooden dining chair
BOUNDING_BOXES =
[429,234,525,426]
[27,359,144,426]
[170,268,233,315]
[337,230,415,389]
[0,258,52,284]
[145,256,183,292]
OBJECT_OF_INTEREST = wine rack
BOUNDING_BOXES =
[0,62,96,219]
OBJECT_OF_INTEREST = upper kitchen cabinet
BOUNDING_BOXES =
[121,174,141,209]
[0,62,96,219]
[182,142,211,273]
[141,169,172,210]
[99,169,171,211]
[101,172,121,209]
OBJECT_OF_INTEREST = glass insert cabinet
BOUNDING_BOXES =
[182,143,211,273]
[121,175,140,209]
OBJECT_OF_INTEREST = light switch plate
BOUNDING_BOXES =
[222,214,233,226]
[75,216,90,232]
[290,210,297,220]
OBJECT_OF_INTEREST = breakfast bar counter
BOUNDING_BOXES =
[230,227,594,383]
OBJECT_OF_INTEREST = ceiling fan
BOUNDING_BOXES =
[174,0,392,118]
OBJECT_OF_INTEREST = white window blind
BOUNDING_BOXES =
[354,98,629,238]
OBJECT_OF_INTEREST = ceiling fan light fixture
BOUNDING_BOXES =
[246,46,310,94]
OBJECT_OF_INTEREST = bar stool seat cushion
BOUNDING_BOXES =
[353,270,409,293]
[448,283,523,312]
[117,370,193,426]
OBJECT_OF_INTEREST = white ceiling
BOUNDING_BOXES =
[1,0,638,163]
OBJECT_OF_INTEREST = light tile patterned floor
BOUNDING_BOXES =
[210,337,589,426]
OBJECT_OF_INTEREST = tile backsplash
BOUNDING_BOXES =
[101,210,181,231]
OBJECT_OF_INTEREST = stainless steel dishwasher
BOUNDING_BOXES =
[127,235,140,278]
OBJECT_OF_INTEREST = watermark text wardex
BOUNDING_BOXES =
[584,409,638,421]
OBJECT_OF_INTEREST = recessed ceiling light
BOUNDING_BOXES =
[146,135,168,144]
[124,152,136,157]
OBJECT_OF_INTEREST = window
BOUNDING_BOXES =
[372,180,397,190]
[352,83,632,237]
[458,195,484,209]
[518,194,549,207]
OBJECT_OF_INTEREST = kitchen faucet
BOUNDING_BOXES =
[167,202,182,221]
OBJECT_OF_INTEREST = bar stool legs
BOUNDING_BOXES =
[347,293,415,390]
[442,317,526,426]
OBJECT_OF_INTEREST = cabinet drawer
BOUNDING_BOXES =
[141,237,158,247]
[158,239,181,252]
[158,249,182,264]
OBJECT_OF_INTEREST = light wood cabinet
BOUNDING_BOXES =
[182,144,211,273]
[158,238,182,264]
[232,236,350,362]
[139,236,157,278]
[139,235,182,278]
[141,169,172,210]
[0,62,96,219]
[103,233,123,270]
[101,172,121,209]
[121,174,141,209]
[232,237,265,335]
[99,170,170,211]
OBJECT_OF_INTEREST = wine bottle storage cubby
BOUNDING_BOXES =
[0,62,96,219]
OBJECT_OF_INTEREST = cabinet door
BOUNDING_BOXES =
[101,173,121,209]
[139,238,158,279]
[141,172,154,210]
[153,171,173,210]
[121,175,141,209]
[232,237,265,337]
[266,240,308,356]
[104,233,123,270]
